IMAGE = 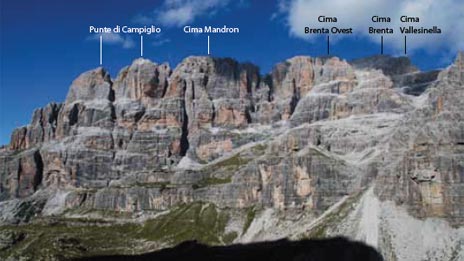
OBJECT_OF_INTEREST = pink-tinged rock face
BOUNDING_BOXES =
[255,102,275,124]
[283,56,315,97]
[321,57,356,81]
[41,152,71,188]
[271,56,356,101]
[258,164,272,186]
[10,127,27,151]
[196,139,233,162]
[272,185,285,210]
[113,59,171,107]
[294,166,312,197]
[215,106,248,127]
[9,103,62,150]
[170,140,181,155]
[65,67,112,103]
[17,153,41,197]
[1,150,43,198]
[83,133,114,150]
[164,76,184,98]
[137,116,181,131]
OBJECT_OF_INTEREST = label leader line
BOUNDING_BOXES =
[100,35,103,65]
[141,35,144,57]
[381,35,384,55]
[404,35,407,55]
[208,35,210,55]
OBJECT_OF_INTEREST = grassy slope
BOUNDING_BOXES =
[0,202,235,260]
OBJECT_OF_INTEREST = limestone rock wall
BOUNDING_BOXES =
[0,52,462,231]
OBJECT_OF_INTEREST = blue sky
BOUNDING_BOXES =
[1,0,462,145]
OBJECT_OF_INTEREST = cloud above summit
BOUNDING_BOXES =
[277,0,464,55]
[87,32,135,49]
[135,0,232,27]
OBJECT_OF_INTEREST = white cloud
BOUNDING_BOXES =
[132,14,155,25]
[277,0,464,54]
[87,32,135,49]
[136,0,231,27]
[152,38,171,47]
[158,5,196,27]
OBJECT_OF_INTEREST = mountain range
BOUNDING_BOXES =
[1,52,463,260]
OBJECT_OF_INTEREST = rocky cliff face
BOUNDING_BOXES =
[1,53,463,261]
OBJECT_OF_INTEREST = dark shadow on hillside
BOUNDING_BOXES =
[76,237,383,261]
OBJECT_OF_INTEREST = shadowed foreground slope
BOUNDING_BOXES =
[77,237,383,261]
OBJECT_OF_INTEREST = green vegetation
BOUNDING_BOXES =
[192,143,268,189]
[212,154,250,171]
[0,143,272,260]
[250,143,267,154]
[192,176,232,189]
[141,203,230,245]
[135,181,171,190]
[15,200,46,223]
[309,147,330,158]
[242,206,256,235]
[63,208,135,219]
[135,181,170,187]
[0,202,235,260]
[0,222,142,260]
[223,231,238,244]
[304,189,365,239]
[203,143,267,173]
